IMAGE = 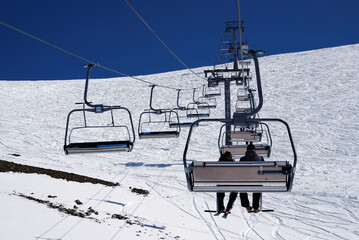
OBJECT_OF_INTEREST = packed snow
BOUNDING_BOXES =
[1,44,359,239]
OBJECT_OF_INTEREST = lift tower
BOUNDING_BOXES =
[204,21,249,145]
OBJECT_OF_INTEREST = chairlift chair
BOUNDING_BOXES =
[235,88,256,113]
[186,102,210,118]
[185,88,210,118]
[64,64,135,154]
[203,85,221,98]
[138,85,181,139]
[235,65,252,86]
[182,50,297,193]
[170,90,199,128]
[198,96,217,109]
[235,100,252,113]
[170,114,199,128]
[183,118,295,193]
[197,85,217,109]
[218,123,272,159]
[138,110,180,139]
[237,87,251,101]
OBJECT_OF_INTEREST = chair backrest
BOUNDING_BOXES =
[188,161,292,192]
[221,144,271,158]
[230,131,262,142]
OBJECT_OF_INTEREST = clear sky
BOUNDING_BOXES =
[1,0,358,80]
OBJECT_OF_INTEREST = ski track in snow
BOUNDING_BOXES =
[192,196,219,240]
[1,44,359,239]
[36,161,135,239]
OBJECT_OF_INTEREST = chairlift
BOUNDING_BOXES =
[198,96,217,109]
[186,102,210,118]
[235,88,256,113]
[185,88,210,118]
[235,100,252,113]
[170,90,199,128]
[64,64,135,154]
[203,85,221,98]
[138,85,180,139]
[182,50,297,193]
[235,63,252,86]
[218,123,272,159]
[197,85,217,109]
[237,87,251,101]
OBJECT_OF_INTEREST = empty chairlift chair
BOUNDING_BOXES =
[198,96,217,109]
[235,61,252,86]
[219,123,272,159]
[203,85,221,98]
[237,87,251,101]
[186,88,210,118]
[138,85,180,139]
[64,64,135,154]
[138,110,180,139]
[186,102,210,118]
[170,89,199,128]
[197,85,217,109]
[235,88,256,113]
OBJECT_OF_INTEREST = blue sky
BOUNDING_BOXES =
[1,0,358,80]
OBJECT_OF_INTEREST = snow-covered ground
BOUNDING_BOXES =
[1,44,359,239]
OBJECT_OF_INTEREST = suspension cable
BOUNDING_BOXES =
[124,0,207,82]
[0,19,197,91]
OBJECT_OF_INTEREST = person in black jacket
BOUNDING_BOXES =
[239,143,264,213]
[216,151,238,214]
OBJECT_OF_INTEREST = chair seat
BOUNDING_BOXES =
[230,131,262,142]
[237,95,250,101]
[65,140,132,154]
[221,144,271,158]
[169,122,197,128]
[187,113,210,118]
[139,131,179,139]
[188,161,291,192]
[236,108,251,113]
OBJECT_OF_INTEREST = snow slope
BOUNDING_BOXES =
[1,44,359,240]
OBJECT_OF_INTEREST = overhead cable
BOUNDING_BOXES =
[124,0,207,81]
[0,20,196,91]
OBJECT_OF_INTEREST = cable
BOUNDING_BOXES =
[124,0,207,82]
[0,20,97,65]
[0,20,197,91]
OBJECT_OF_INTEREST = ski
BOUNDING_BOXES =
[214,211,223,216]
[222,211,230,219]
[204,210,231,217]
[204,210,217,213]
[249,209,274,213]
[205,209,274,213]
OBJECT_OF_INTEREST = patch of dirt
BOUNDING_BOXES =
[129,187,149,196]
[0,159,118,187]
[9,153,21,157]
[14,192,178,239]
[111,214,129,220]
[14,192,95,219]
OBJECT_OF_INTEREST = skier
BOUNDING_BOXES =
[239,143,264,213]
[216,151,238,216]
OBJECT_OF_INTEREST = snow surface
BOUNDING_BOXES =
[1,44,359,239]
